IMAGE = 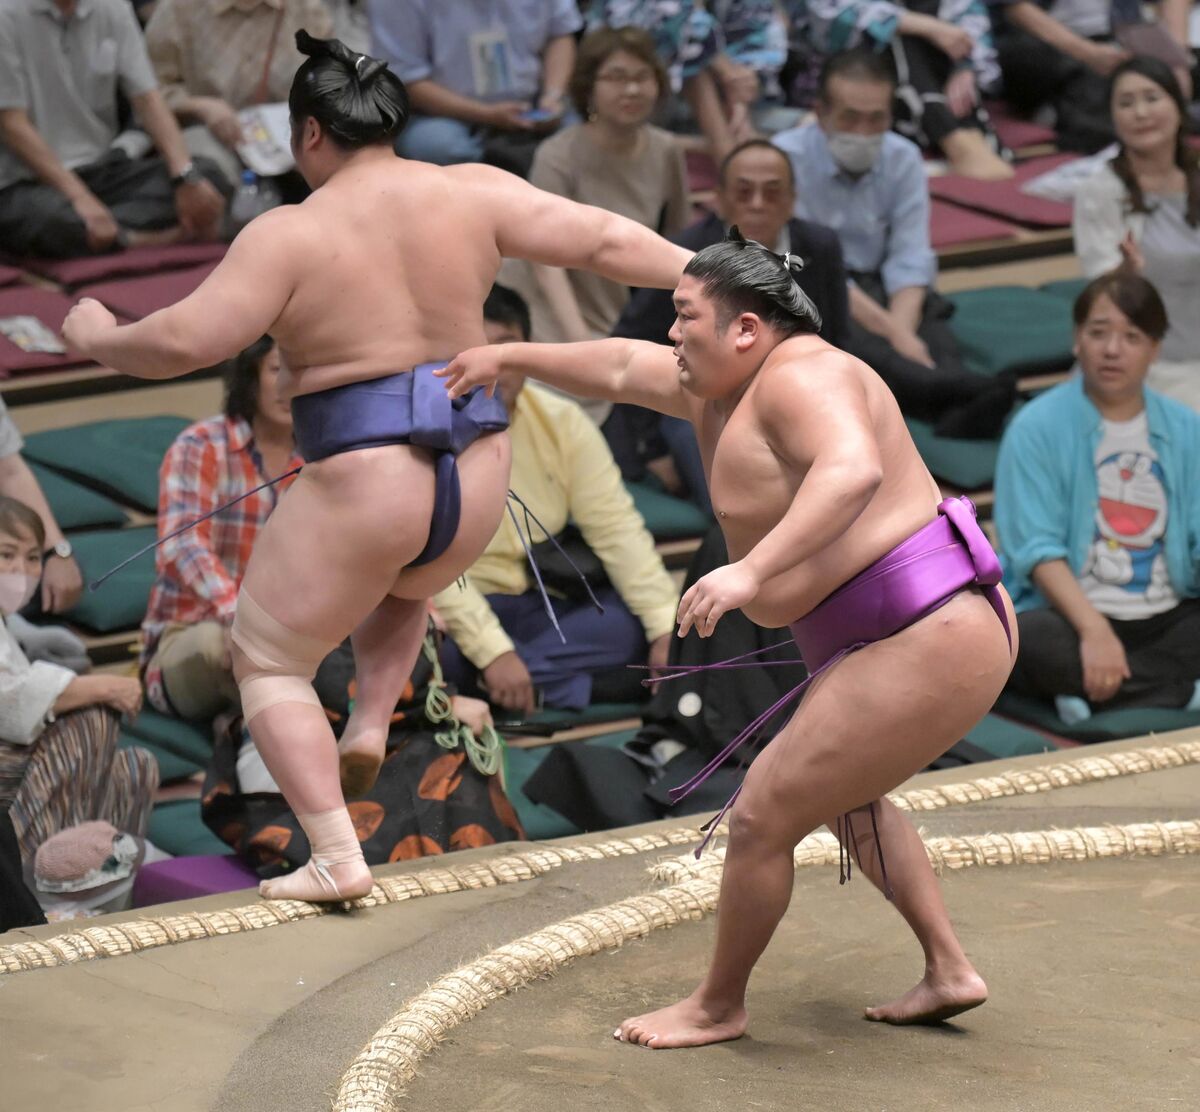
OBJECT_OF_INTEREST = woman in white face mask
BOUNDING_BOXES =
[0,495,157,870]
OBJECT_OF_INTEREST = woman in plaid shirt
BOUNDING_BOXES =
[141,337,302,720]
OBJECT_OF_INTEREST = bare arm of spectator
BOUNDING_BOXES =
[0,110,119,252]
[538,33,576,116]
[1031,559,1131,703]
[1005,2,1128,75]
[1158,0,1192,45]
[0,453,83,612]
[129,88,225,239]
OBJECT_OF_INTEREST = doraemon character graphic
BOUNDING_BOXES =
[1085,449,1171,602]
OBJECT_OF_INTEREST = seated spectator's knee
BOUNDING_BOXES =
[230,592,335,722]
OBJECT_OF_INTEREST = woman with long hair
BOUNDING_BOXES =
[1074,56,1200,410]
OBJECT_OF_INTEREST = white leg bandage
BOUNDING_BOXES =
[231,590,337,723]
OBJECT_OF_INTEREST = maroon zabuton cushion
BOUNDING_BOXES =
[929,154,1076,228]
[0,265,22,287]
[13,242,227,290]
[77,261,220,320]
[984,101,1058,152]
[930,199,1021,250]
[0,286,126,375]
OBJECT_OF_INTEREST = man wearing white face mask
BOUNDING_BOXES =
[773,49,1015,440]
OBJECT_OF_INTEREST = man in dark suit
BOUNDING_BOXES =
[607,139,849,512]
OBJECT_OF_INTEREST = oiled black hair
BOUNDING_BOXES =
[683,226,821,337]
[289,30,409,149]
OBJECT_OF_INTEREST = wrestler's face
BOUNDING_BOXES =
[589,49,662,130]
[1075,294,1159,409]
[669,275,757,399]
[484,317,528,411]
[1111,71,1181,158]
[717,145,795,249]
[255,344,292,429]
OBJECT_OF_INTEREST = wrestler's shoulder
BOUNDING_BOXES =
[760,340,867,394]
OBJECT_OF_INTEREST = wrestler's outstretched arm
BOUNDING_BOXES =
[60,209,298,379]
[677,352,884,637]
[439,337,692,418]
[472,165,693,292]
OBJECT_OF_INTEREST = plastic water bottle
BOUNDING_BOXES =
[228,169,280,234]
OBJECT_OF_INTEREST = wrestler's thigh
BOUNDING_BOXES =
[737,590,1013,842]
[239,448,437,643]
[389,431,512,600]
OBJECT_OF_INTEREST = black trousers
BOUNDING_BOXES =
[1007,597,1200,709]
[0,149,228,259]
[994,29,1115,153]
[892,34,993,148]
[844,271,1015,438]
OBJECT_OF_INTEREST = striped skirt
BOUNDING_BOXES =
[0,705,159,866]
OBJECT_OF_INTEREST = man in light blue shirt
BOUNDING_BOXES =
[995,272,1200,722]
[368,0,581,166]
[772,49,1014,439]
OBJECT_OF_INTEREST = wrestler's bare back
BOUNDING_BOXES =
[693,336,943,627]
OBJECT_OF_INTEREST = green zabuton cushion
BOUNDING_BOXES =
[948,286,1074,377]
[65,526,157,632]
[21,416,191,512]
[26,460,127,530]
[625,480,711,540]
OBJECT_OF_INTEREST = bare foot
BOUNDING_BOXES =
[614,994,748,1049]
[864,968,988,1025]
[259,856,374,903]
[942,130,1015,180]
[337,727,387,798]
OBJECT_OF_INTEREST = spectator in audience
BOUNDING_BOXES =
[609,136,849,511]
[368,0,581,169]
[0,394,82,614]
[0,0,227,259]
[801,0,1013,178]
[988,0,1193,152]
[586,0,787,160]
[0,494,157,867]
[773,48,1016,438]
[144,0,334,196]
[1074,56,1200,412]
[995,272,1200,722]
[503,26,688,425]
[141,337,302,722]
[434,285,678,716]
[202,634,525,874]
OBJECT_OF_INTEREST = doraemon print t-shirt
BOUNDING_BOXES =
[1078,411,1179,619]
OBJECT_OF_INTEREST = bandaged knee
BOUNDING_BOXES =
[231,591,337,723]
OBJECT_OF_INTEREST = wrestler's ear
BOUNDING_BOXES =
[303,115,322,151]
[733,313,760,353]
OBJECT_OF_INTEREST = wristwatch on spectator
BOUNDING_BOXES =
[45,539,73,561]
[170,162,205,189]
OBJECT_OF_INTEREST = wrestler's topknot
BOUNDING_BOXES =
[684,226,822,338]
[290,30,410,148]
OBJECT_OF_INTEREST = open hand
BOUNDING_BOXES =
[70,192,120,252]
[41,554,83,613]
[62,297,118,357]
[928,21,974,61]
[676,560,760,639]
[436,345,505,399]
[482,650,536,715]
[174,178,225,240]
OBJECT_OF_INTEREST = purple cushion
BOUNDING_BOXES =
[14,243,227,290]
[132,854,260,907]
[0,287,124,375]
[931,199,1020,249]
[0,264,21,287]
[77,261,219,319]
[929,154,1076,228]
